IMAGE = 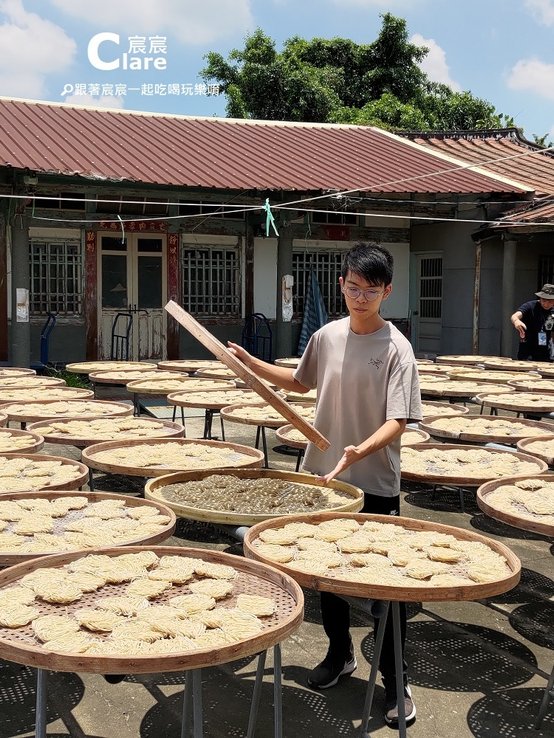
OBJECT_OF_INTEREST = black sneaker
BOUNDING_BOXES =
[384,685,416,727]
[307,648,357,689]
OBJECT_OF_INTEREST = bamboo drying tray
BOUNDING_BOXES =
[27,417,185,449]
[0,545,303,674]
[220,402,314,429]
[476,392,554,415]
[420,414,554,444]
[145,468,364,525]
[435,355,494,366]
[0,387,93,403]
[165,301,330,452]
[244,512,520,602]
[477,475,554,536]
[157,359,224,373]
[82,438,264,477]
[448,370,531,384]
[419,381,514,398]
[0,427,44,454]
[275,424,308,450]
[420,401,469,418]
[0,368,36,377]
[0,400,134,425]
[126,377,234,394]
[516,435,554,466]
[0,490,176,565]
[284,389,317,403]
[538,366,554,379]
[0,376,66,388]
[401,443,548,486]
[401,428,430,445]
[167,388,257,411]
[66,361,157,375]
[0,412,7,428]
[417,364,451,374]
[508,378,554,394]
[89,370,181,386]
[274,357,301,368]
[0,453,89,493]
[483,359,540,372]
[195,367,239,380]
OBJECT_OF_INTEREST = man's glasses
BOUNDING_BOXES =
[343,286,384,301]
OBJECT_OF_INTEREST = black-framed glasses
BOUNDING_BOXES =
[342,286,384,301]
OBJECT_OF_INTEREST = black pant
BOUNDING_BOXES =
[320,492,407,693]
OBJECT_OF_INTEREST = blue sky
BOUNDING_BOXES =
[0,0,553,141]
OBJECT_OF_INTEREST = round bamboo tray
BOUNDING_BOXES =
[538,366,554,379]
[448,370,531,384]
[220,402,314,429]
[420,415,554,445]
[419,381,514,398]
[0,368,36,377]
[157,359,224,373]
[0,387,93,403]
[0,412,7,428]
[420,401,469,418]
[89,370,181,386]
[483,359,539,372]
[0,427,44,454]
[243,512,521,602]
[167,388,257,411]
[66,361,157,375]
[195,368,239,381]
[476,392,554,415]
[0,490,176,565]
[27,417,185,449]
[435,355,494,366]
[417,364,451,374]
[477,475,554,536]
[284,389,317,403]
[401,428,430,445]
[0,376,66,388]
[275,424,307,450]
[0,545,303,674]
[401,443,548,486]
[416,359,434,365]
[0,453,89,494]
[145,468,364,525]
[274,357,301,368]
[127,377,234,394]
[508,378,554,394]
[82,438,265,477]
[0,400,134,425]
[516,436,554,466]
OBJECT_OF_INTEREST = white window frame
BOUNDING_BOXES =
[181,235,241,317]
[29,238,83,317]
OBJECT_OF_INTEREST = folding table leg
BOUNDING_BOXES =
[360,601,389,738]
[535,662,554,729]
[246,650,267,738]
[35,668,47,738]
[273,643,283,738]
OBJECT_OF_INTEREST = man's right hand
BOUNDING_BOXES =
[513,319,526,340]
[227,341,253,367]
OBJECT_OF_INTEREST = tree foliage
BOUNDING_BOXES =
[201,14,516,132]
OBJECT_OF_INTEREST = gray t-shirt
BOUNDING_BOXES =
[293,317,421,497]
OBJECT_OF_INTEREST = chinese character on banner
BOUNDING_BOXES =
[194,83,207,95]
[181,83,193,95]
[207,84,220,96]
[128,222,137,231]
[141,84,154,96]
[88,83,100,96]
[75,83,87,95]
[128,36,147,54]
[101,84,114,96]
[149,36,167,54]
[167,83,180,95]
[154,84,167,96]
[115,84,127,96]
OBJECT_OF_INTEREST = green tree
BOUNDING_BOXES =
[201,14,515,132]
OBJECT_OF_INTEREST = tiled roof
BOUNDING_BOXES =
[403,129,554,195]
[0,98,528,195]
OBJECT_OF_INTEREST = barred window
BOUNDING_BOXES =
[30,240,83,316]
[181,246,240,316]
[293,249,347,316]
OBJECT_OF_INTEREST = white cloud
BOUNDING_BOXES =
[51,0,254,44]
[410,33,461,91]
[525,0,554,25]
[508,57,554,101]
[62,94,125,109]
[0,0,76,97]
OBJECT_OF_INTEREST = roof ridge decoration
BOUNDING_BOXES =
[401,127,544,150]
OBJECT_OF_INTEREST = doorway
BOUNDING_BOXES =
[413,253,443,355]
[98,234,167,360]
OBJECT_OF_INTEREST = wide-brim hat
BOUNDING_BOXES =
[535,284,554,299]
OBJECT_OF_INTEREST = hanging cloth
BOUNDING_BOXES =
[297,268,328,356]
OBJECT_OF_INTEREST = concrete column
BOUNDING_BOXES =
[275,226,293,359]
[10,214,31,367]
[501,237,517,358]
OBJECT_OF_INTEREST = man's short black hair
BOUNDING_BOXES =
[341,242,393,286]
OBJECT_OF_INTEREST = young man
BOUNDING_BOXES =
[229,242,421,726]
[510,284,554,362]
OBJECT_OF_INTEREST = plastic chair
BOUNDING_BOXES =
[241,313,272,362]
[110,312,133,361]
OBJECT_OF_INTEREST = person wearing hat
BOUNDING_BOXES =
[510,284,554,361]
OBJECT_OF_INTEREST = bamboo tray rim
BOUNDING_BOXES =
[243,512,521,602]
[66,361,157,374]
[167,389,256,409]
[0,545,304,673]
[0,368,36,376]
[27,417,185,449]
[82,437,265,476]
[420,382,515,397]
[476,474,554,536]
[0,376,66,387]
[401,428,430,445]
[274,357,301,367]
[88,369,182,385]
[0,452,89,493]
[475,394,554,412]
[483,361,540,372]
[0,427,45,454]
[0,490,176,564]
[420,415,554,443]
[220,401,314,429]
[420,402,469,417]
[0,400,134,423]
[275,424,307,449]
[507,379,554,393]
[126,377,234,393]
[145,468,364,524]
[516,435,554,465]
[401,443,548,486]
[0,413,7,427]
[0,387,94,402]
[435,356,496,365]
[157,360,225,371]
